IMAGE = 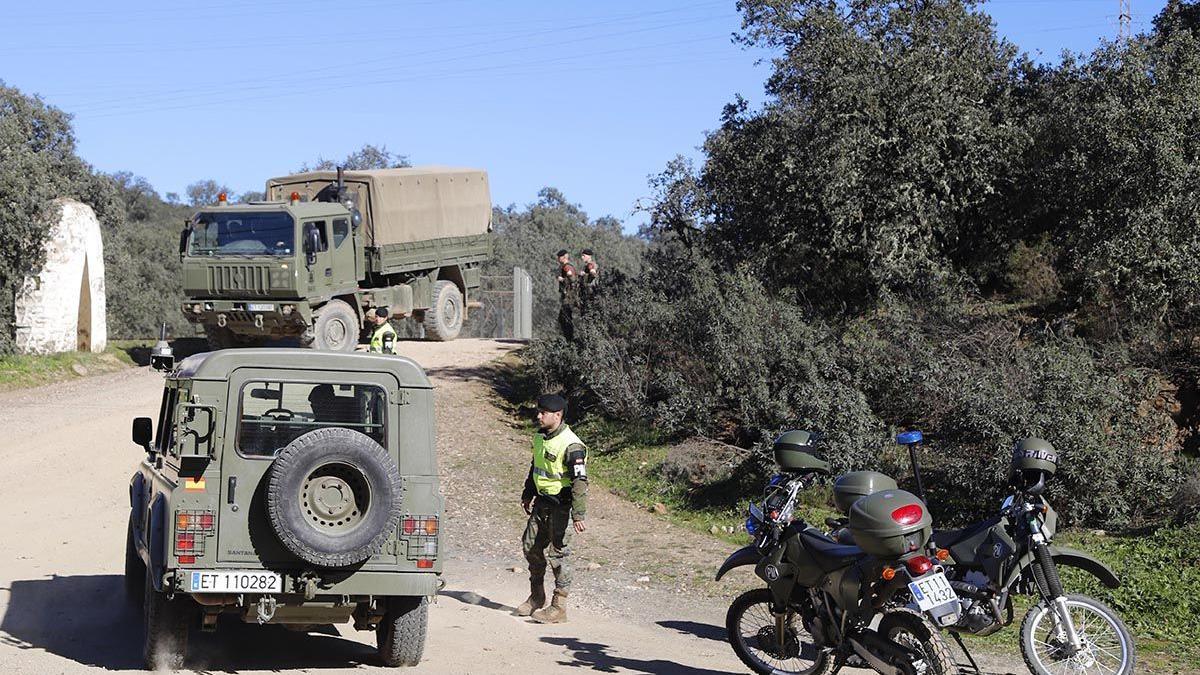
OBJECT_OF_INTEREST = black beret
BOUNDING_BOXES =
[580,248,593,256]
[537,394,567,412]
[374,307,389,318]
[556,249,569,257]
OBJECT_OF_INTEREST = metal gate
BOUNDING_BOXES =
[471,267,532,340]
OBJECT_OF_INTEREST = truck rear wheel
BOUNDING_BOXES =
[310,300,360,352]
[143,568,192,670]
[377,596,429,667]
[422,280,463,341]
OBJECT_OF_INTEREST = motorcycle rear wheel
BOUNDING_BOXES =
[725,588,832,675]
[1019,594,1136,675]
[877,608,960,675]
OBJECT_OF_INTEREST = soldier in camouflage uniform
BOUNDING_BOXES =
[516,393,588,623]
[578,248,599,315]
[556,249,579,340]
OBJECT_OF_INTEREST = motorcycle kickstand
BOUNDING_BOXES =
[949,631,982,675]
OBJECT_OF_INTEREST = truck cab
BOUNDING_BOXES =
[126,346,442,669]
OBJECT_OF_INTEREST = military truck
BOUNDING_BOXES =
[125,340,443,669]
[179,166,492,350]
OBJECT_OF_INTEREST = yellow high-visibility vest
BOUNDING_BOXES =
[370,322,397,354]
[532,425,585,496]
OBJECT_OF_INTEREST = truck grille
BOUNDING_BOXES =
[208,265,271,296]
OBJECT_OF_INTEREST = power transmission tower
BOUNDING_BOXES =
[1118,0,1132,40]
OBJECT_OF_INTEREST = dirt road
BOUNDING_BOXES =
[0,339,1020,674]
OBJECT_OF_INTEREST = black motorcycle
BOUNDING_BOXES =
[716,431,962,675]
[831,432,1136,675]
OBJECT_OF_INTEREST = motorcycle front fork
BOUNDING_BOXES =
[1030,537,1084,654]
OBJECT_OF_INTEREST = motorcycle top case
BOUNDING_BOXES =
[833,471,899,514]
[848,489,933,559]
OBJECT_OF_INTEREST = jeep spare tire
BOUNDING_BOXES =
[267,428,402,568]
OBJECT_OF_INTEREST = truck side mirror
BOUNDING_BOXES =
[303,224,320,266]
[133,417,154,453]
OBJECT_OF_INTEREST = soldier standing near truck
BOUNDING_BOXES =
[368,307,398,354]
[556,250,578,340]
[516,394,588,624]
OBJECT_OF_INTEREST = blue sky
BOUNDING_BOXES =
[2,0,1164,228]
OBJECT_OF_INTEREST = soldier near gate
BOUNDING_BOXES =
[516,393,588,623]
[367,307,398,354]
[555,249,579,340]
[578,248,599,314]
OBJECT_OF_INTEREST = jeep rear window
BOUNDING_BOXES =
[237,380,386,457]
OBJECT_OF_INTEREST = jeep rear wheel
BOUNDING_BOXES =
[266,428,403,567]
[143,569,192,670]
[377,596,429,667]
[124,514,144,603]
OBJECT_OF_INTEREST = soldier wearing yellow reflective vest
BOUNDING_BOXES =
[516,393,588,624]
[367,307,398,354]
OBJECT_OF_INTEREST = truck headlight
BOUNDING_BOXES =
[281,304,295,316]
[191,304,203,314]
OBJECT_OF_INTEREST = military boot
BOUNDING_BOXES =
[514,577,546,617]
[531,589,568,624]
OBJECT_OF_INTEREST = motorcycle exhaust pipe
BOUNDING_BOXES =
[849,629,923,675]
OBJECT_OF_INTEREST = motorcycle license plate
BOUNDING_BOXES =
[189,570,282,593]
[907,572,957,612]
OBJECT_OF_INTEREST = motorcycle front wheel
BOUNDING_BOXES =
[1019,593,1136,675]
[725,588,832,675]
[877,608,959,675]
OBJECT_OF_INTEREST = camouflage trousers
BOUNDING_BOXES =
[522,499,574,590]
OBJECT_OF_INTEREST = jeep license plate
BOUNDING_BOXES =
[907,572,958,612]
[189,570,282,594]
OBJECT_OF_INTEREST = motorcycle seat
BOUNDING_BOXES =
[799,528,867,570]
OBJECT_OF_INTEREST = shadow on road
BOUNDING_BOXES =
[542,635,740,675]
[656,620,726,643]
[440,588,517,614]
[0,574,376,671]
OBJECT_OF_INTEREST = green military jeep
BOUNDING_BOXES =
[125,344,443,669]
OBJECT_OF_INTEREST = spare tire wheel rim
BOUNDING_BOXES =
[302,462,369,534]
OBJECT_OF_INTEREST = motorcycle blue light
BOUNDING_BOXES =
[745,517,759,534]
[895,430,924,445]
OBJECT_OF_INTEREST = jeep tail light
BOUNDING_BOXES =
[891,504,924,526]
[402,516,438,536]
[200,513,215,530]
[178,555,196,565]
[905,555,934,576]
[176,512,190,530]
[177,532,194,551]
[416,559,433,569]
[175,509,216,532]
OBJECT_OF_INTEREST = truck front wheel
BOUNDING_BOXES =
[376,596,429,667]
[422,281,463,341]
[309,300,360,352]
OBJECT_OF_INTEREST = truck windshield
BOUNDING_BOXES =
[189,211,294,256]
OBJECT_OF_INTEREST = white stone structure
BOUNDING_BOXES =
[14,199,107,354]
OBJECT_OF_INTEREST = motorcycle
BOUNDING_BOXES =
[830,432,1137,675]
[716,430,963,675]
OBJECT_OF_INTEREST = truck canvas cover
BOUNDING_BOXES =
[265,167,492,247]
